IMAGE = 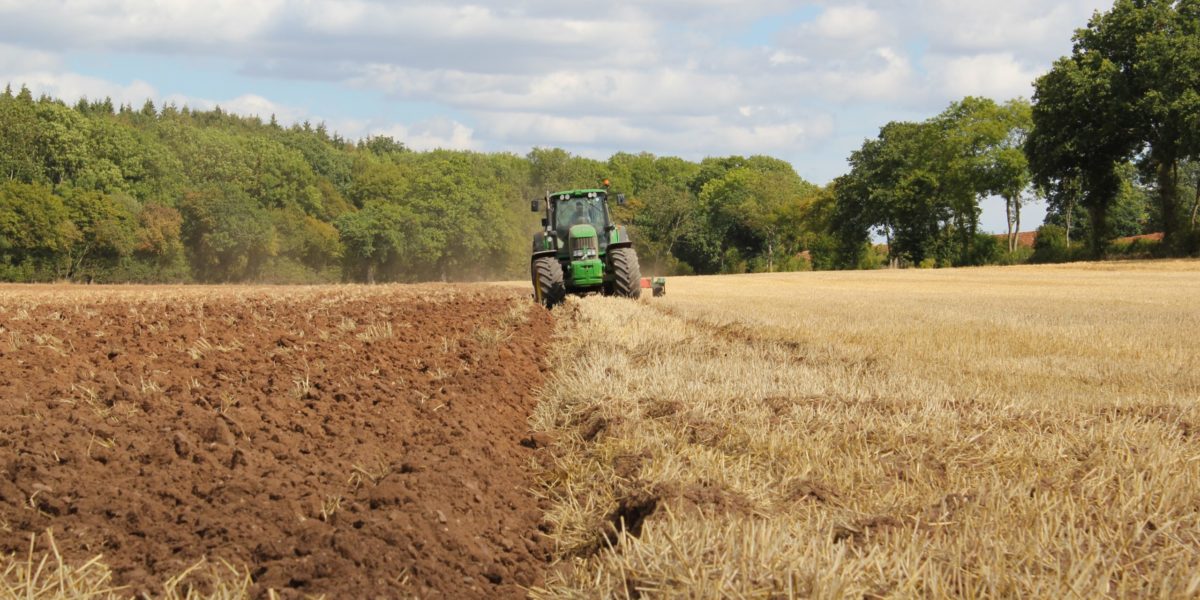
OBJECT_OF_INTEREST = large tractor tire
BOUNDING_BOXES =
[532,256,566,308]
[609,247,642,299]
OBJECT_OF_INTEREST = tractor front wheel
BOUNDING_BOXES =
[609,247,642,299]
[532,256,566,308]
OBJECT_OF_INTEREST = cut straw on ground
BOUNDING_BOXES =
[530,260,1200,598]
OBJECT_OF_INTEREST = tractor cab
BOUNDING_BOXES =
[554,194,610,242]
[549,192,615,263]
[531,187,626,257]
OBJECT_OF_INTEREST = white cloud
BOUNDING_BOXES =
[0,1,661,74]
[356,64,746,117]
[477,113,640,147]
[317,115,479,152]
[0,43,60,73]
[0,0,286,52]
[371,117,480,152]
[0,0,1121,186]
[913,0,1111,59]
[473,111,834,159]
[768,50,808,67]
[1,70,158,107]
[220,94,304,122]
[813,5,888,41]
[817,46,916,103]
[929,52,1041,100]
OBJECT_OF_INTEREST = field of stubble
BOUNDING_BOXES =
[531,261,1200,598]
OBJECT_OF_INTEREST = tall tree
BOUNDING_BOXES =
[34,101,90,186]
[832,120,956,267]
[61,188,138,279]
[0,86,43,182]
[1089,0,1200,247]
[1027,51,1135,256]
[336,200,433,283]
[179,185,278,282]
[527,147,604,194]
[0,181,76,278]
[935,97,1036,258]
[133,202,186,274]
[1032,0,1200,252]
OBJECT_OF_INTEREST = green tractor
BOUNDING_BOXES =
[530,183,641,308]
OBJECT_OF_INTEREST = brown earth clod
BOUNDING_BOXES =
[783,479,840,505]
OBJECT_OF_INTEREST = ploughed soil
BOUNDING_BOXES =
[0,284,554,598]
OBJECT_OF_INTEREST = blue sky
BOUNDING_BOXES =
[0,0,1115,232]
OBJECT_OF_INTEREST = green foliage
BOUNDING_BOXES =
[60,187,139,279]
[397,151,525,280]
[860,244,890,270]
[131,202,188,280]
[179,185,278,282]
[528,147,604,194]
[335,200,432,283]
[795,187,839,271]
[1106,236,1164,259]
[272,208,343,272]
[34,101,90,186]
[1044,162,1158,244]
[662,156,819,274]
[1029,0,1200,255]
[966,233,1004,266]
[0,87,42,182]
[0,181,75,279]
[1031,224,1072,264]
[831,97,1034,269]
[992,247,1035,266]
[0,90,555,283]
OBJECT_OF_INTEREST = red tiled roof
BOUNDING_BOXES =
[993,231,1038,248]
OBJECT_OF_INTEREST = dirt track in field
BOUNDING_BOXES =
[0,284,554,598]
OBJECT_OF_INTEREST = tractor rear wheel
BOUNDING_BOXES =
[609,247,642,299]
[532,256,566,308]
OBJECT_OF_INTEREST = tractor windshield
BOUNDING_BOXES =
[555,196,608,240]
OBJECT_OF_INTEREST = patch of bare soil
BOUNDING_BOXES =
[0,284,554,598]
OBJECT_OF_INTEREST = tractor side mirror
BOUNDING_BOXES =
[617,193,626,206]
[530,198,540,212]
[541,217,549,228]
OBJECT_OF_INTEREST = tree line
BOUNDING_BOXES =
[0,88,533,283]
[0,84,831,283]
[1,0,1197,284]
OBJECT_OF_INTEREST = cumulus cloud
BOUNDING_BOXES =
[473,110,834,159]
[0,69,158,108]
[812,5,890,41]
[911,0,1111,59]
[815,47,917,103]
[355,64,747,117]
[0,43,60,73]
[0,0,285,53]
[0,0,1119,182]
[365,117,481,152]
[928,52,1041,99]
[0,1,660,73]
